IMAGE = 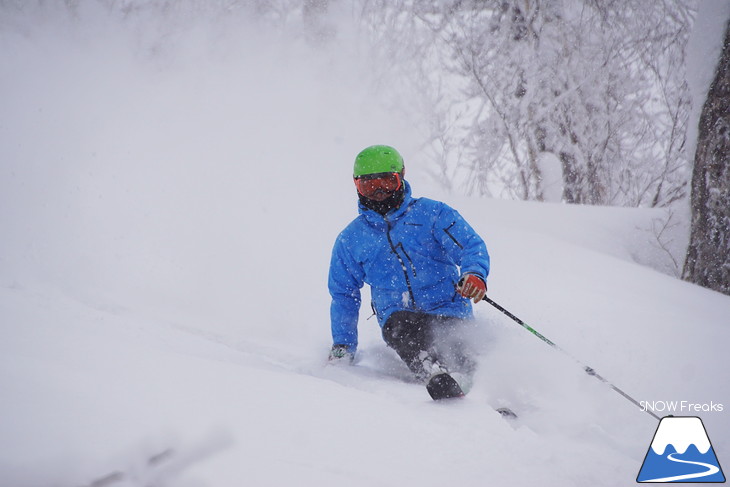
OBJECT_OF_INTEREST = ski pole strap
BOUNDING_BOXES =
[482,296,660,421]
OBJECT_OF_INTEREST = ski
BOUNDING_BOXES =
[80,432,232,487]
[426,373,465,400]
[82,449,175,487]
[496,407,518,420]
[425,373,519,420]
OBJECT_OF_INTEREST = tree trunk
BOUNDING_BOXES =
[682,21,730,296]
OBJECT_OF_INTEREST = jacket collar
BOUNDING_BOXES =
[358,180,414,226]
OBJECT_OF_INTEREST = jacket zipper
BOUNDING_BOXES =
[394,242,417,277]
[386,219,416,308]
[443,221,464,249]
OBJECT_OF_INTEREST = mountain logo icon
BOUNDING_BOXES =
[637,416,725,483]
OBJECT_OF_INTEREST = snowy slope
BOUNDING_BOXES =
[1,5,729,486]
[2,191,728,487]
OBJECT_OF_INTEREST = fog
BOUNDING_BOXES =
[0,2,426,337]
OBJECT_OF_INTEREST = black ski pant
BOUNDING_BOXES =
[381,310,476,379]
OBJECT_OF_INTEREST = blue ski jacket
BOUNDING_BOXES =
[328,181,489,352]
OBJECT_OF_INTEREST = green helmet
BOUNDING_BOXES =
[353,145,404,178]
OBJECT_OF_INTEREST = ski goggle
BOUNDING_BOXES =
[354,172,402,198]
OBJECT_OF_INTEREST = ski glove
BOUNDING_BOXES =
[328,344,355,364]
[457,273,487,303]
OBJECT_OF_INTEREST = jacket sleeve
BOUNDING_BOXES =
[434,203,490,283]
[328,231,365,352]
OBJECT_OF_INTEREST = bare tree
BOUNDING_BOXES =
[682,20,730,295]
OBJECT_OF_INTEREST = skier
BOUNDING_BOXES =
[327,145,490,399]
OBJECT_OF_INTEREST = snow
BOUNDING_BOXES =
[536,152,563,203]
[1,5,729,487]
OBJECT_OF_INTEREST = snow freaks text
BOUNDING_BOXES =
[641,401,724,414]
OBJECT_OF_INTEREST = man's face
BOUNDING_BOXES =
[354,172,402,201]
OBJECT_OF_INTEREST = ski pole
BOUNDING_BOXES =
[482,296,660,421]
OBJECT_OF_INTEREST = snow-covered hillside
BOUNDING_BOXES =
[1,5,728,486]
[2,191,729,487]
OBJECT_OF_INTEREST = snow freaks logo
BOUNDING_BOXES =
[641,401,724,414]
[637,416,725,483]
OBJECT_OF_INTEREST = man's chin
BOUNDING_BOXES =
[366,191,393,202]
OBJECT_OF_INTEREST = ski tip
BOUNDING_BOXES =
[496,407,518,419]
